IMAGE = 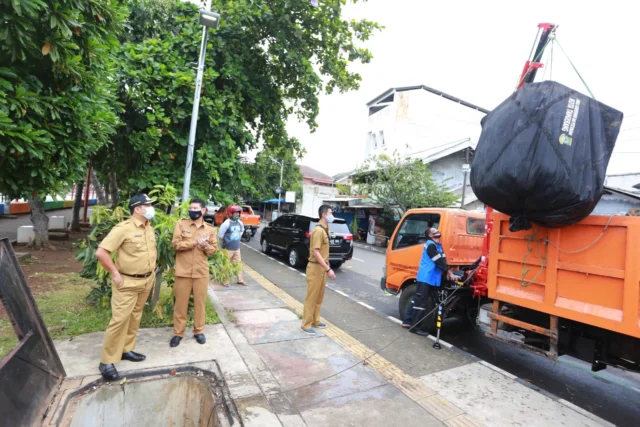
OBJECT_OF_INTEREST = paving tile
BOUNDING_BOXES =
[299,384,444,427]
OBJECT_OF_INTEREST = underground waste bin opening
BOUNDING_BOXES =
[52,367,236,427]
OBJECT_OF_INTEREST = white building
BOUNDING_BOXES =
[298,165,339,217]
[362,85,489,210]
[364,85,488,161]
[604,173,640,194]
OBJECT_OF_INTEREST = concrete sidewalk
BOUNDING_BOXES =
[211,264,614,427]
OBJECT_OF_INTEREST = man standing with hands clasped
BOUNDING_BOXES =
[169,198,218,347]
[95,194,157,381]
[301,205,336,336]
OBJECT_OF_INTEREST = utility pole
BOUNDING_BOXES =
[461,149,470,209]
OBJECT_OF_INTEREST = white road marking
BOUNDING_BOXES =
[387,316,403,325]
[352,257,365,262]
[357,301,375,310]
[288,267,296,272]
[334,290,349,297]
[300,273,306,277]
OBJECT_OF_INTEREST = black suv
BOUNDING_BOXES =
[260,214,353,269]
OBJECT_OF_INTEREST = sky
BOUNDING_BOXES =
[288,0,640,177]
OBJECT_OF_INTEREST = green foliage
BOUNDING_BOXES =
[0,0,126,199]
[336,184,352,195]
[96,0,380,200]
[350,215,358,237]
[243,146,304,201]
[355,151,460,213]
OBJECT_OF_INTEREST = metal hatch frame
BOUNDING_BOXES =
[0,237,66,426]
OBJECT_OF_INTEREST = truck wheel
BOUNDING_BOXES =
[399,283,417,320]
[288,247,301,268]
[330,261,343,269]
[261,238,272,254]
[398,284,437,333]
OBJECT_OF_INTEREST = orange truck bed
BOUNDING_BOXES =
[488,212,640,339]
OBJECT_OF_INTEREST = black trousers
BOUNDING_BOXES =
[404,281,433,330]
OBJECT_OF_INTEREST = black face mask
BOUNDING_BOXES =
[189,210,203,220]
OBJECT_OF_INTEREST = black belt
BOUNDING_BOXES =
[121,272,153,278]
[308,260,328,264]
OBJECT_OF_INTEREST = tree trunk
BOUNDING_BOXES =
[109,171,119,208]
[104,178,111,204]
[71,182,84,232]
[29,197,50,248]
[91,169,107,205]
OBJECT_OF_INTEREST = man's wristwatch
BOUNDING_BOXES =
[326,268,331,273]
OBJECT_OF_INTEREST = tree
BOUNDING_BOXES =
[355,152,459,213]
[243,145,304,202]
[0,0,126,247]
[94,0,380,201]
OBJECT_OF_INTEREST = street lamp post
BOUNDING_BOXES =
[181,4,221,202]
[269,156,284,215]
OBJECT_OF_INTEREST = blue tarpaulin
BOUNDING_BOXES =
[263,199,286,204]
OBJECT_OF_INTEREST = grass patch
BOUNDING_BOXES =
[20,257,54,265]
[0,273,219,359]
[0,321,18,359]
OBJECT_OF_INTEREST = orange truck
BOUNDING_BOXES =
[213,205,261,236]
[382,208,640,373]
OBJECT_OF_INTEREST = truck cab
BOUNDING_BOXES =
[381,208,485,318]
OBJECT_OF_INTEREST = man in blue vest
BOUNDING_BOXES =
[402,227,455,330]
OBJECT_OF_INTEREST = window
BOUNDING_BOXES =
[310,220,350,235]
[377,130,385,146]
[466,218,485,235]
[272,216,286,227]
[392,213,441,250]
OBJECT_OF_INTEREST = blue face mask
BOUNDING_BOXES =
[325,214,335,223]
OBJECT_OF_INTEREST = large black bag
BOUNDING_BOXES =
[470,81,624,231]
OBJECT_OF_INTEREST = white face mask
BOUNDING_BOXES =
[142,206,155,220]
[325,214,335,223]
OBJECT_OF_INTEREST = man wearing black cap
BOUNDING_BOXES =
[402,227,456,330]
[95,194,157,381]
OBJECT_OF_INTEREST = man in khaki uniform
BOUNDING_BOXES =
[170,198,218,347]
[96,194,157,381]
[301,204,336,336]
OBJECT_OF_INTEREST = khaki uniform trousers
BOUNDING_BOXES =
[225,249,244,284]
[101,274,154,364]
[173,276,209,337]
[301,263,327,330]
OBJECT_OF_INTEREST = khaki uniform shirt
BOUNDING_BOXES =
[308,222,330,264]
[99,217,157,275]
[172,218,218,278]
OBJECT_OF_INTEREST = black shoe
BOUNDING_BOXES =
[170,336,182,347]
[99,363,119,381]
[121,351,146,362]
[194,334,206,345]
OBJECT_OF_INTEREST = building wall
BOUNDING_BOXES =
[300,183,339,217]
[364,89,485,163]
[604,174,640,192]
